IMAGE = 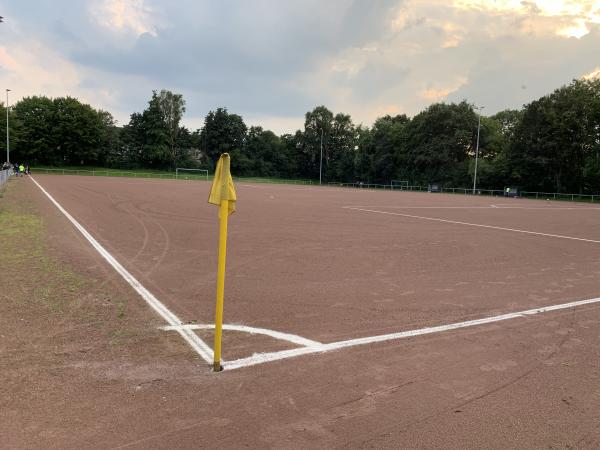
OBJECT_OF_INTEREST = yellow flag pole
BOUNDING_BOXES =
[213,157,231,372]
[213,199,228,371]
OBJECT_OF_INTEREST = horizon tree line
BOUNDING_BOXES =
[2,78,600,194]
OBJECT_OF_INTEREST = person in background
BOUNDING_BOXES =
[19,163,25,177]
[25,164,30,175]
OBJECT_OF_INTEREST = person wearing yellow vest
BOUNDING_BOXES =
[19,164,25,177]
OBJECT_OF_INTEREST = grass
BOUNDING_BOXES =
[0,205,86,313]
[0,181,133,326]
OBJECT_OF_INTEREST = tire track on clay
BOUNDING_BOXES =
[104,193,172,277]
[105,192,151,267]
[138,203,172,277]
[73,185,198,320]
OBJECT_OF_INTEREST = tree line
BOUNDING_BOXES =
[2,79,599,193]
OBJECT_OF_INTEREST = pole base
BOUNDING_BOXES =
[213,361,223,372]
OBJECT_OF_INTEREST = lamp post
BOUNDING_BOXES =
[319,127,323,185]
[5,89,10,164]
[472,106,484,194]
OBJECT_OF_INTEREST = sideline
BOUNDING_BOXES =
[345,205,600,210]
[343,206,600,244]
[217,295,600,370]
[29,176,215,364]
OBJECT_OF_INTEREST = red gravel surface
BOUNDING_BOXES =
[6,175,600,448]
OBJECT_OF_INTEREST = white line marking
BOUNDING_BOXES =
[29,176,215,364]
[222,295,600,370]
[161,324,324,348]
[343,206,600,244]
[345,205,600,210]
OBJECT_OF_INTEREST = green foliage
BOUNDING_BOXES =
[121,90,196,169]
[8,96,116,166]
[508,79,600,192]
[200,107,247,168]
[7,78,600,194]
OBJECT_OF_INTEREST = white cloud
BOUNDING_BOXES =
[448,0,600,38]
[0,40,81,100]
[1,0,599,134]
[581,66,600,80]
[90,0,158,37]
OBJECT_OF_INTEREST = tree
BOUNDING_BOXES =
[404,102,477,186]
[303,106,334,180]
[10,96,114,166]
[508,79,600,192]
[370,114,409,183]
[199,108,247,170]
[245,126,288,176]
[121,90,190,169]
[157,90,186,169]
[328,113,357,182]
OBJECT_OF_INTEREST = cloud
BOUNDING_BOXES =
[582,66,600,80]
[90,0,159,37]
[0,0,599,135]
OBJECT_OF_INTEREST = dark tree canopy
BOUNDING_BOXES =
[5,78,600,194]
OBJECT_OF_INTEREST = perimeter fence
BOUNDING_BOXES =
[33,168,179,179]
[27,168,600,203]
[32,167,315,186]
[327,182,599,203]
[0,168,11,189]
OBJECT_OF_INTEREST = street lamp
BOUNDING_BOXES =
[472,106,484,194]
[319,127,324,185]
[5,88,10,164]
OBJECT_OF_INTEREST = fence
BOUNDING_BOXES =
[327,181,599,203]
[0,168,11,189]
[27,169,600,203]
[33,168,317,186]
[33,168,181,179]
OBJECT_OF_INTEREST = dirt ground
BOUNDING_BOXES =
[2,175,600,449]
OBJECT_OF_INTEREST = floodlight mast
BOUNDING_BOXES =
[319,128,323,185]
[472,106,484,194]
[5,89,10,164]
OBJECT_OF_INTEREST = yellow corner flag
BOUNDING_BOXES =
[208,153,237,216]
[208,153,236,372]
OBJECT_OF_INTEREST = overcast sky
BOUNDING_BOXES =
[1,0,599,134]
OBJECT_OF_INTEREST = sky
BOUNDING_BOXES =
[0,0,599,134]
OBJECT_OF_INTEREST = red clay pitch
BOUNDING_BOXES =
[32,175,600,346]
[19,174,600,447]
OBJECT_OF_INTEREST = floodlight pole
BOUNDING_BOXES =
[472,106,484,194]
[5,89,10,164]
[319,128,323,185]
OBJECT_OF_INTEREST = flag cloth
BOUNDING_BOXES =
[208,153,237,216]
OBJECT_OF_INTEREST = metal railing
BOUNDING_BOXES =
[327,181,598,203]
[32,167,317,186]
[33,168,179,179]
[0,168,11,189]
[28,169,600,203]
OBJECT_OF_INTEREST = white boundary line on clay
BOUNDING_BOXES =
[345,205,600,210]
[343,206,600,244]
[214,296,600,370]
[161,324,324,348]
[29,176,215,364]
